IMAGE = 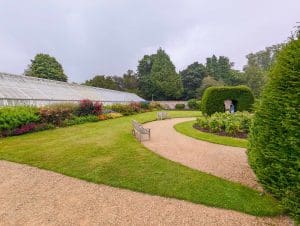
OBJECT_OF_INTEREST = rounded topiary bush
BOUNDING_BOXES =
[248,36,300,221]
[201,85,254,115]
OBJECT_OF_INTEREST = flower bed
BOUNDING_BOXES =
[195,112,252,138]
[0,101,157,138]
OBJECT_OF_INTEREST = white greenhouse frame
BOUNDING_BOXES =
[0,73,144,106]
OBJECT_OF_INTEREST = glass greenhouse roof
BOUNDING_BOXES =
[0,73,145,102]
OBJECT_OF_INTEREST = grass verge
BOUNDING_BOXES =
[0,111,282,216]
[174,120,248,148]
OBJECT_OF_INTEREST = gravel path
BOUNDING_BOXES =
[0,160,292,226]
[142,118,260,190]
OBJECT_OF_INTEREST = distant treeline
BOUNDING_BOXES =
[24,44,283,100]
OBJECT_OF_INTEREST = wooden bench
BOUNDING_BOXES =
[132,120,151,141]
[157,111,169,120]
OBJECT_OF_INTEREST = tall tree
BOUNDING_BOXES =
[242,44,283,97]
[137,48,183,100]
[25,53,68,82]
[137,55,155,99]
[205,55,240,85]
[180,62,207,100]
[249,36,300,220]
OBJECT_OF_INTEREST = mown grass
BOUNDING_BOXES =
[174,120,248,148]
[0,111,282,216]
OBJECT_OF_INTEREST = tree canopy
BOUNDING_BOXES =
[180,62,207,100]
[137,48,183,100]
[242,44,283,97]
[84,75,120,90]
[25,53,68,82]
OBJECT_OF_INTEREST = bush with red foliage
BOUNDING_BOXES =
[129,102,141,112]
[77,99,103,116]
[39,107,73,126]
[13,123,37,135]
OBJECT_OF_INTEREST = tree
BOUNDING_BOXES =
[25,53,67,82]
[196,76,224,98]
[242,44,283,97]
[205,55,238,85]
[84,75,120,90]
[122,70,139,93]
[248,36,300,221]
[241,67,266,97]
[137,54,154,99]
[180,62,207,100]
[137,48,183,100]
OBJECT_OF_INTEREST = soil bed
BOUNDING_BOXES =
[193,124,248,139]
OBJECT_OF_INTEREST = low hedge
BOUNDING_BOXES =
[175,103,185,110]
[201,86,254,115]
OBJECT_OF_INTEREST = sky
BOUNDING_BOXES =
[0,0,299,83]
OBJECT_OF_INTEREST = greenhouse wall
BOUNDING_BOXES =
[0,73,144,106]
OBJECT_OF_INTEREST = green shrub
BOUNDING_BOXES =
[0,106,39,132]
[175,103,185,110]
[149,101,162,110]
[64,115,99,126]
[248,36,300,221]
[201,86,254,115]
[187,99,201,110]
[140,101,150,109]
[196,112,252,136]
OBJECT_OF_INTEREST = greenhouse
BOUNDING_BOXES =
[0,72,144,106]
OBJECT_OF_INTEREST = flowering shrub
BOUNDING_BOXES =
[105,112,123,119]
[2,123,54,137]
[12,123,37,135]
[77,99,102,116]
[110,103,141,115]
[129,102,141,112]
[196,111,252,137]
[98,114,107,121]
[39,105,74,126]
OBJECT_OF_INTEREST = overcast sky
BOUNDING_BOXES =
[0,0,299,83]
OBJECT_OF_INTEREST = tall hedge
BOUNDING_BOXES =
[201,85,254,115]
[248,37,300,221]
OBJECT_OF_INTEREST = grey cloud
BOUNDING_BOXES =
[0,0,299,82]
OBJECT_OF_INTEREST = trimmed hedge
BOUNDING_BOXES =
[201,85,254,115]
[248,37,300,221]
[175,103,185,110]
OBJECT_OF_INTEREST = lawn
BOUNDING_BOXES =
[0,111,282,216]
[174,120,248,148]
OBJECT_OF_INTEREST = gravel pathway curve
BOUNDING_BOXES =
[0,161,292,226]
[142,118,260,190]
